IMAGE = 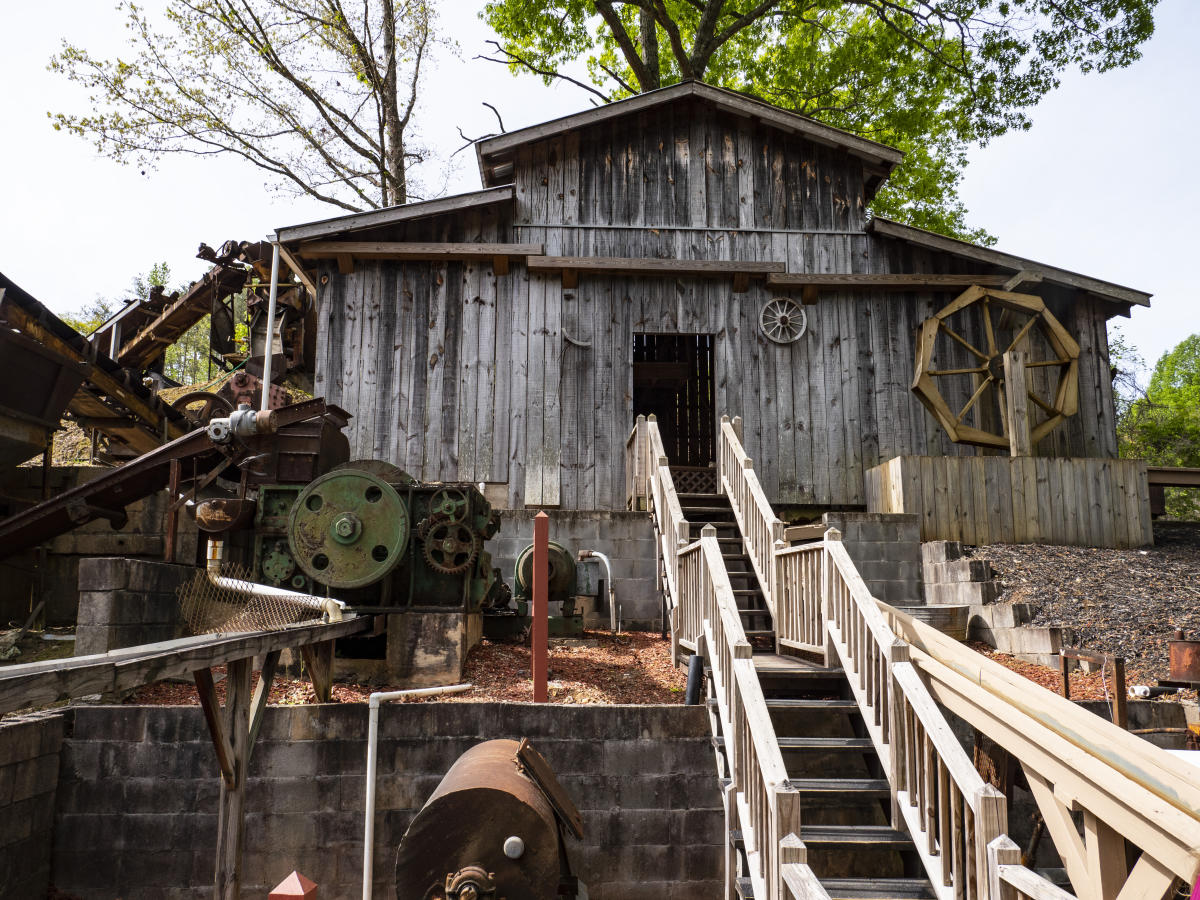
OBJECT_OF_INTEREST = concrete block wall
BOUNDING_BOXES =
[921,542,1000,606]
[821,512,925,606]
[0,710,65,900]
[74,558,195,656]
[0,465,199,626]
[487,510,660,626]
[51,703,721,899]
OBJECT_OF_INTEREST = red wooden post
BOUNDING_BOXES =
[532,511,549,702]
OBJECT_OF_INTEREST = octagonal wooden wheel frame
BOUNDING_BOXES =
[911,285,1081,450]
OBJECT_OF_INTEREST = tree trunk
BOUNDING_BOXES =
[639,8,660,91]
[381,0,407,206]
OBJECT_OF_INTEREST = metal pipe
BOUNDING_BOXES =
[362,683,473,900]
[685,653,705,705]
[578,550,617,632]
[259,241,281,412]
[204,538,345,620]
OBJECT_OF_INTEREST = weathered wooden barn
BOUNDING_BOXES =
[276,81,1150,520]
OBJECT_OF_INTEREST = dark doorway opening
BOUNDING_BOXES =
[632,334,716,471]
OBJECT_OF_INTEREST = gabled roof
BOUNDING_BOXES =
[867,217,1151,308]
[274,185,514,244]
[476,81,904,192]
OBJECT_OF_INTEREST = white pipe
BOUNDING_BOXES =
[362,683,473,900]
[578,550,617,633]
[259,241,281,412]
[205,538,346,620]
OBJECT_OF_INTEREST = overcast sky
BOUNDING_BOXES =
[1,0,1194,376]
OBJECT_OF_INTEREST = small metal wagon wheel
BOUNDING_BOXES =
[172,391,234,429]
[911,286,1080,450]
[760,298,808,344]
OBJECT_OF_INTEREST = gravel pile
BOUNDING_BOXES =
[971,522,1200,672]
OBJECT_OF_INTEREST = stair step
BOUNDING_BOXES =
[735,876,754,899]
[681,506,737,516]
[714,736,874,751]
[744,629,775,638]
[708,698,860,712]
[678,492,721,501]
[752,655,843,678]
[820,878,935,900]
[788,778,891,796]
[732,588,763,596]
[802,825,913,848]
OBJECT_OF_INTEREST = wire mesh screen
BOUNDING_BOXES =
[179,562,326,635]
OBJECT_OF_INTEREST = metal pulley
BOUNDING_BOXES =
[287,468,409,588]
[513,541,576,604]
[394,739,585,900]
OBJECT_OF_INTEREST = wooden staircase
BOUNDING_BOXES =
[684,488,937,900]
[679,492,775,642]
[710,653,936,900]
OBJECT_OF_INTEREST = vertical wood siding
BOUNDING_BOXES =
[313,104,1124,511]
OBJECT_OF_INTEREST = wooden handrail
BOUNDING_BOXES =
[718,416,786,620]
[885,606,1200,895]
[822,533,1005,900]
[988,837,1078,900]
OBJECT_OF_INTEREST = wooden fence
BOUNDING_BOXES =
[865,455,1152,549]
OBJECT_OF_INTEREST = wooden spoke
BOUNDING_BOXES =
[982,298,997,357]
[929,367,988,377]
[1024,358,1072,368]
[955,376,993,424]
[1028,391,1058,415]
[1005,315,1040,355]
[938,321,989,361]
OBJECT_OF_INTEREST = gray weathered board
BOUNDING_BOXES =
[865,455,1153,548]
[310,97,1125,511]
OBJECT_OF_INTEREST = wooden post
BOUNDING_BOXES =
[987,835,1021,900]
[532,511,549,702]
[300,640,335,703]
[1003,350,1032,457]
[165,458,181,563]
[773,787,804,900]
[1113,657,1128,730]
[213,656,251,900]
[1060,652,1071,700]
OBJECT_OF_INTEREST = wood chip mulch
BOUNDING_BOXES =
[964,641,1166,702]
[126,630,686,707]
[969,521,1200,673]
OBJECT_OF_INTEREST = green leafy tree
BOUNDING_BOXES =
[50,0,445,211]
[481,0,1157,242]
[1119,333,1200,519]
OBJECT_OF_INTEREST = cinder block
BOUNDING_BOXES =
[127,559,193,594]
[922,540,966,565]
[72,625,111,657]
[925,558,993,584]
[927,581,1000,606]
[10,753,59,803]
[77,558,131,591]
[857,560,923,583]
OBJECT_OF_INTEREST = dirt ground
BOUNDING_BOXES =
[127,630,687,707]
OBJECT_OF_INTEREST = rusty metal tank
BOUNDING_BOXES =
[1169,629,1200,685]
[394,739,581,900]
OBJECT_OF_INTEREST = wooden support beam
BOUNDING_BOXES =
[248,650,281,756]
[300,640,335,703]
[528,255,785,286]
[336,254,354,275]
[297,241,543,262]
[767,272,1010,292]
[275,243,317,295]
[492,254,510,276]
[194,667,235,783]
[213,657,251,900]
[1003,350,1032,456]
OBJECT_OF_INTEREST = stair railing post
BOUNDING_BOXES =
[987,836,1021,900]
[772,785,803,900]
[974,784,1009,898]
[717,414,730,496]
[888,641,911,831]
[821,528,842,668]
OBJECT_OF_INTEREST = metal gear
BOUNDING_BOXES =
[422,520,480,575]
[428,487,469,523]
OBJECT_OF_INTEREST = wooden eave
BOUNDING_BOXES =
[274,185,515,244]
[476,81,904,191]
[296,241,544,276]
[867,218,1152,310]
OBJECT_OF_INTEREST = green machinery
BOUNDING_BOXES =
[483,540,583,639]
[249,460,506,614]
